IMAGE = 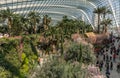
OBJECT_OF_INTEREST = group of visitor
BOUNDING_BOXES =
[96,35,120,78]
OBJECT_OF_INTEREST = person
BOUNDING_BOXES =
[110,56,112,60]
[110,31,113,42]
[103,54,106,61]
[117,63,120,73]
[106,54,109,61]
[110,49,112,55]
[119,51,120,60]
[117,48,119,55]
[110,61,113,70]
[106,69,110,78]
[96,60,99,67]
[99,61,104,71]
[106,62,110,71]
[113,53,116,62]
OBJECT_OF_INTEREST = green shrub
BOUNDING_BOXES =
[0,36,38,78]
[64,43,95,65]
[34,58,88,78]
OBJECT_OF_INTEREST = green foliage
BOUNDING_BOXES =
[0,36,38,78]
[0,8,96,78]
[33,43,95,78]
[100,18,112,26]
[0,8,93,37]
[11,14,23,36]
[27,11,40,34]
[64,43,95,65]
[57,16,93,38]
[0,67,11,78]
[34,57,88,78]
[0,38,21,78]
[0,26,8,34]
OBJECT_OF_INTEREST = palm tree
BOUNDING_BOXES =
[43,15,51,31]
[20,16,32,34]
[101,6,112,32]
[0,8,14,35]
[93,7,103,33]
[101,6,112,19]
[0,17,8,34]
[28,11,40,34]
[11,14,23,36]
[100,18,112,33]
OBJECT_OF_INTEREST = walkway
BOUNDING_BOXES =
[100,38,120,78]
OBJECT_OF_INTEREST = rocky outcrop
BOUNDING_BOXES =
[85,32,109,44]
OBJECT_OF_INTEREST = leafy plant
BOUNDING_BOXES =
[0,36,38,78]
[64,43,95,65]
[34,58,88,78]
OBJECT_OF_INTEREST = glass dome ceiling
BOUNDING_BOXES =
[0,0,120,30]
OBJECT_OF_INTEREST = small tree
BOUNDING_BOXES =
[43,15,51,31]
[100,18,112,33]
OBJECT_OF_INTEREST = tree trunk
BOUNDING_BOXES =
[34,19,36,34]
[98,14,100,33]
[103,13,106,33]
[102,25,105,33]
[8,18,12,29]
[8,18,12,36]
[60,31,64,55]
[103,13,106,19]
[104,25,107,33]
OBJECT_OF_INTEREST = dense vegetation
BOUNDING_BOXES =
[0,6,111,78]
[33,43,95,78]
[0,9,94,77]
[0,8,93,37]
[0,36,39,78]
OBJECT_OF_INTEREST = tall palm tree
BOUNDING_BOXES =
[101,6,112,32]
[101,6,112,19]
[100,18,112,33]
[93,7,103,33]
[28,11,40,34]
[0,8,14,35]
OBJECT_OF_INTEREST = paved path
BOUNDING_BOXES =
[101,39,120,78]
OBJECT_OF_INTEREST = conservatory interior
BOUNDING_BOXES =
[0,0,120,78]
